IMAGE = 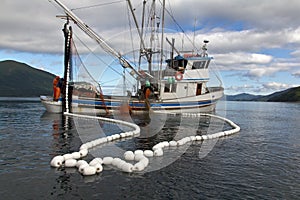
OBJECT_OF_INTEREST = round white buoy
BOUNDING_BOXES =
[93,163,103,173]
[89,158,103,166]
[65,159,77,168]
[82,166,97,176]
[80,144,88,150]
[144,150,154,157]
[134,154,146,161]
[63,153,73,161]
[195,136,202,141]
[78,163,89,173]
[177,140,184,146]
[79,149,88,158]
[219,132,225,137]
[111,134,118,140]
[101,138,108,143]
[202,135,208,140]
[50,156,64,168]
[169,141,177,147]
[127,131,134,137]
[71,152,81,160]
[102,157,114,165]
[116,160,127,169]
[76,160,88,168]
[121,163,133,173]
[190,136,196,141]
[85,142,93,149]
[132,162,145,172]
[133,130,139,135]
[124,151,135,161]
[106,136,113,142]
[152,145,160,151]
[154,148,163,156]
[162,141,169,147]
[134,150,144,155]
[112,158,122,167]
[120,133,126,138]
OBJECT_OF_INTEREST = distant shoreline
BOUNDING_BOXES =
[0,97,40,102]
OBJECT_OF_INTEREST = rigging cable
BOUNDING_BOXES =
[73,33,123,77]
[126,1,136,64]
[70,0,125,11]
[73,33,137,91]
[71,38,101,85]
[159,0,200,52]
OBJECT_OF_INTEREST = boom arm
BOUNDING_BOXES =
[53,0,142,77]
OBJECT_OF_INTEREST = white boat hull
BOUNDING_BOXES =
[40,89,223,114]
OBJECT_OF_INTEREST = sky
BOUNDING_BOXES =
[0,0,299,95]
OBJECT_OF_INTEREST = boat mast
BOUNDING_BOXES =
[159,0,166,89]
[52,0,142,78]
[137,0,146,91]
[148,0,157,75]
[62,22,72,113]
[127,0,147,92]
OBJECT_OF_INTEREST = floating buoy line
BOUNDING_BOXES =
[50,112,240,175]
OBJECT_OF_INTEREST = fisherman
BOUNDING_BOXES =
[53,76,60,101]
[143,80,153,99]
[57,78,64,91]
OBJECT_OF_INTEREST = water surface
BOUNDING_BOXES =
[0,99,299,199]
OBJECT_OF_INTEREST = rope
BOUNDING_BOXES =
[70,0,125,11]
[50,112,240,175]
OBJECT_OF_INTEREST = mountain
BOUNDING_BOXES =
[225,93,263,101]
[226,86,300,102]
[0,60,56,97]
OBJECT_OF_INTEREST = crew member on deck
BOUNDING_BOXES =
[144,80,153,99]
[53,76,60,101]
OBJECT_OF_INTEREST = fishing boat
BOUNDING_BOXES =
[41,0,224,114]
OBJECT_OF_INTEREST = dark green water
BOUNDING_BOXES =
[0,99,299,199]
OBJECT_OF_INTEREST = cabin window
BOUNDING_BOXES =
[192,60,210,69]
[192,61,205,69]
[196,83,202,95]
[164,83,177,93]
[166,57,188,72]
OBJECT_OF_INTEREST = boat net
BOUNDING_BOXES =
[70,38,105,100]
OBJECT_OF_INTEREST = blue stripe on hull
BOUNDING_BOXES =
[70,98,215,110]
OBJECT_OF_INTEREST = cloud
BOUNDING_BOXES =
[253,82,299,94]
[292,71,300,78]
[245,67,280,78]
[226,84,255,93]
[1,0,300,95]
[1,0,300,54]
[227,82,299,95]
[262,82,293,91]
[214,52,272,66]
[291,50,300,57]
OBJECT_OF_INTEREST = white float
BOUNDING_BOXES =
[65,159,77,167]
[154,148,163,157]
[102,157,114,165]
[50,155,64,167]
[169,141,177,147]
[50,112,240,176]
[71,152,81,159]
[124,151,135,161]
[89,158,103,166]
[76,160,88,168]
[82,166,97,176]
[144,150,154,157]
